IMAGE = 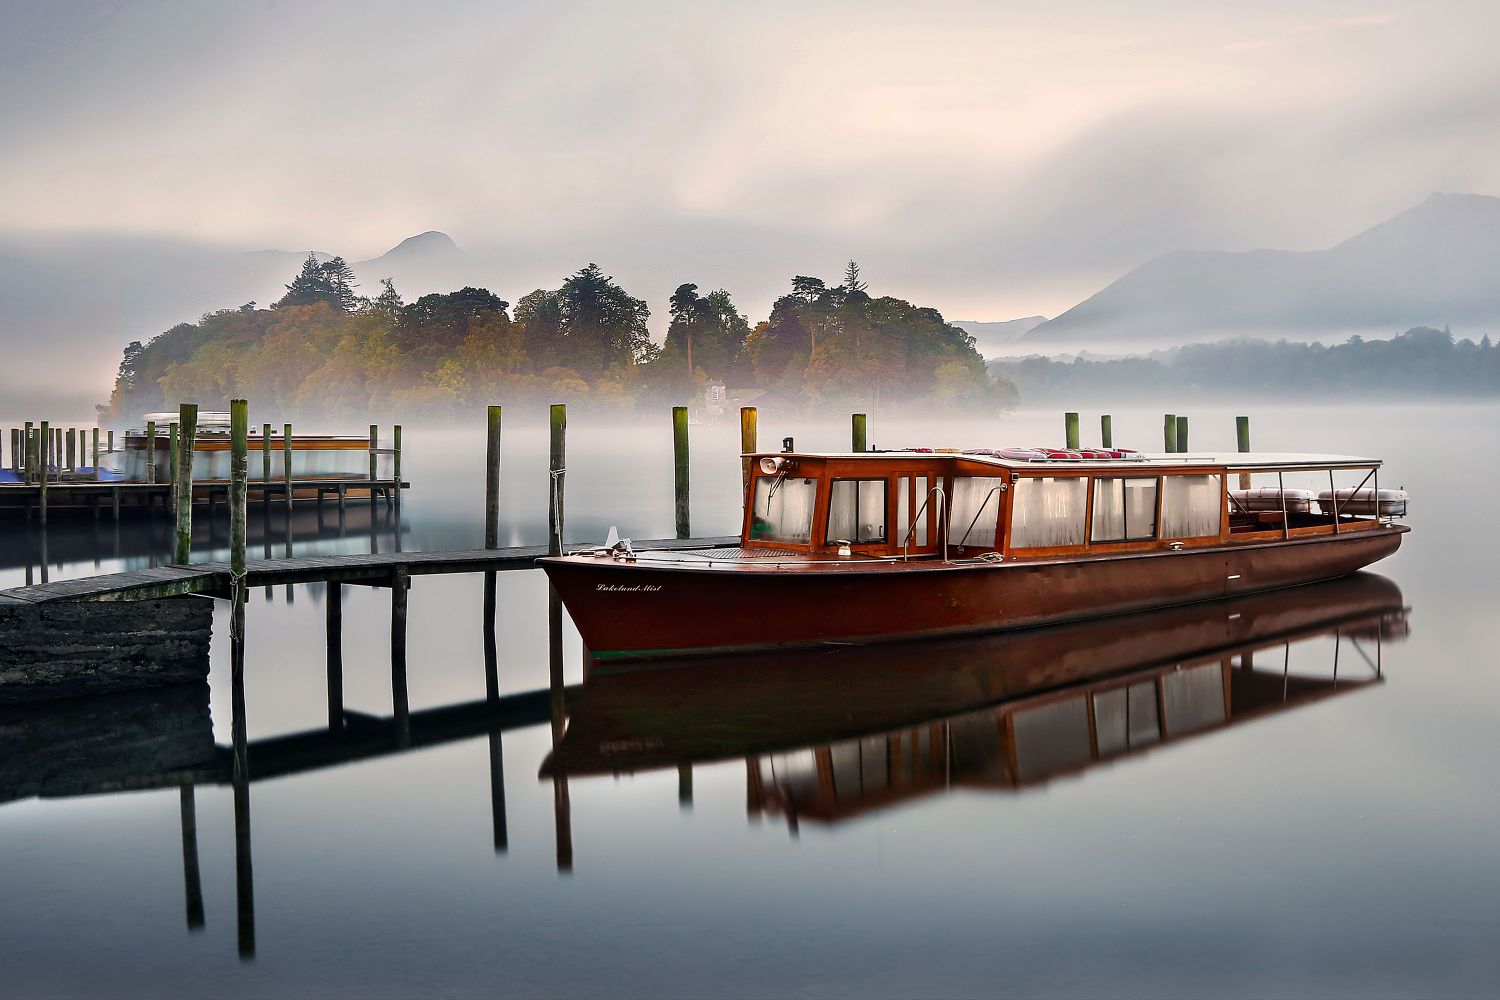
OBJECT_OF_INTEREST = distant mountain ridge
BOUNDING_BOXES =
[0,230,474,412]
[1023,193,1500,346]
[952,316,1048,358]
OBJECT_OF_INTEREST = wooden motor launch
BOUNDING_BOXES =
[540,442,1410,660]
[541,573,1408,786]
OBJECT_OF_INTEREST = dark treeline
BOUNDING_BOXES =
[106,256,1015,420]
[988,328,1500,401]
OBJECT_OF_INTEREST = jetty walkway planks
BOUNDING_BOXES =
[0,535,738,604]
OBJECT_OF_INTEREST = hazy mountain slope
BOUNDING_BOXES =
[952,316,1047,357]
[0,232,470,414]
[352,231,486,298]
[1023,193,1500,346]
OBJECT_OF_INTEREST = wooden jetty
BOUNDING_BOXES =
[0,477,408,521]
[1,415,407,521]
[0,536,738,604]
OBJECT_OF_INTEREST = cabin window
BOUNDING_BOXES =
[826,479,887,544]
[896,476,931,548]
[750,476,816,544]
[1010,477,1088,548]
[951,477,1006,549]
[1160,475,1223,538]
[1091,477,1159,543]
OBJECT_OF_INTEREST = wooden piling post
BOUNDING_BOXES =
[1101,414,1113,449]
[91,427,100,481]
[66,428,75,472]
[22,422,32,482]
[326,584,343,730]
[1236,415,1251,489]
[261,423,271,507]
[37,421,48,525]
[549,404,566,555]
[739,406,758,496]
[145,420,156,485]
[485,405,502,549]
[852,413,868,453]
[282,423,293,512]
[672,405,690,539]
[1176,415,1188,452]
[1065,411,1080,450]
[230,400,248,578]
[169,421,179,491]
[392,424,402,511]
[1163,413,1177,453]
[369,424,378,487]
[107,429,114,455]
[173,404,198,564]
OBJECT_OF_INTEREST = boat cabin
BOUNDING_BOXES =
[123,413,391,484]
[743,448,1406,561]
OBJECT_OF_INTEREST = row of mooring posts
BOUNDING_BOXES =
[190,398,856,947]
[3,424,113,481]
[1059,411,1252,457]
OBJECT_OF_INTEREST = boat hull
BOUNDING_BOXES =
[540,525,1407,659]
[541,573,1405,777]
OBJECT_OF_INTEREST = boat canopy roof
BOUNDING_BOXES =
[750,450,1383,471]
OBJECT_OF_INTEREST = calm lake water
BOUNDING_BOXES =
[0,403,1495,999]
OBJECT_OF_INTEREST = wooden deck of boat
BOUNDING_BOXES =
[0,535,739,604]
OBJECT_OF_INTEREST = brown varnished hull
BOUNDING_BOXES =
[540,525,1407,658]
[541,573,1406,777]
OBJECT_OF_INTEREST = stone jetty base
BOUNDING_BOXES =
[0,598,213,703]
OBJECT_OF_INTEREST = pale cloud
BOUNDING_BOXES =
[0,0,1497,406]
[1225,10,1402,50]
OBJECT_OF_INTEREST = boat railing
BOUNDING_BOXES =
[953,485,1006,552]
[901,485,948,563]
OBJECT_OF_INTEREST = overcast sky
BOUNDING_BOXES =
[3,0,1499,326]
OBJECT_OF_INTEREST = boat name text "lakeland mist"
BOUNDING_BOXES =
[596,583,663,593]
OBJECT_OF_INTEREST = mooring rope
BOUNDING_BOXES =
[549,466,566,553]
[228,569,248,641]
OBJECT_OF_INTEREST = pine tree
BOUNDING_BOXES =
[843,260,867,294]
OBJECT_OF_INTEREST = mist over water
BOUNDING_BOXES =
[0,402,1494,997]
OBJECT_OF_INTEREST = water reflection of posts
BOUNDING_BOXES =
[179,786,205,931]
[326,583,344,730]
[549,620,573,872]
[230,578,256,959]
[483,578,507,853]
[391,568,411,747]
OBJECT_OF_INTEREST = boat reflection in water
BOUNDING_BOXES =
[543,574,1409,826]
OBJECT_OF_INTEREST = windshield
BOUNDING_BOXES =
[750,476,816,544]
